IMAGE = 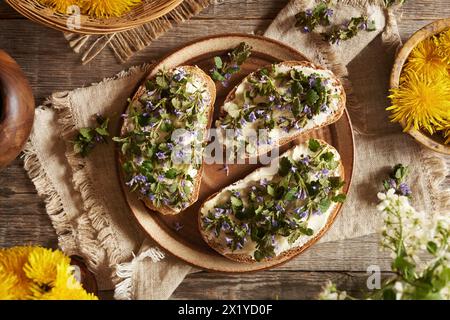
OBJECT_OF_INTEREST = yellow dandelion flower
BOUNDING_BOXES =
[36,264,98,300]
[38,0,81,14]
[23,247,70,288]
[0,265,19,300]
[81,0,142,18]
[0,246,35,299]
[388,71,450,134]
[436,29,450,64]
[404,37,449,79]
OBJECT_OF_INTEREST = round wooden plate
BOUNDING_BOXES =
[119,34,355,272]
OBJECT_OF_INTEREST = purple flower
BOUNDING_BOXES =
[388,178,397,189]
[174,222,184,232]
[240,118,247,126]
[222,221,231,231]
[234,191,241,197]
[272,220,278,228]
[296,189,306,200]
[302,26,310,33]
[326,9,334,17]
[156,151,167,160]
[221,164,230,176]
[304,105,312,115]
[236,241,244,250]
[268,95,276,102]
[256,109,265,115]
[162,198,170,205]
[224,73,232,80]
[313,209,322,216]
[275,104,283,110]
[257,196,264,203]
[243,103,250,110]
[215,208,225,216]
[121,113,128,119]
[275,204,284,212]
[399,183,412,196]
[321,169,330,176]
[271,235,276,245]
[222,81,229,88]
[300,156,310,165]
[360,21,368,31]
[202,216,212,226]
[225,237,233,247]
[320,104,328,112]
[173,69,186,82]
[157,174,165,182]
[291,166,297,173]
[305,9,313,17]
[145,101,154,110]
[148,193,156,201]
[308,76,317,87]
[126,174,147,187]
[294,208,307,218]
[248,111,257,123]
[260,178,268,187]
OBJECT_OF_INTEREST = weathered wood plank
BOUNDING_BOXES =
[171,271,394,300]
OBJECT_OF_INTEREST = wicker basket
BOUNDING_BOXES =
[391,18,450,155]
[6,0,184,35]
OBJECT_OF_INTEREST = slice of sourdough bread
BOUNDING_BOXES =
[216,61,346,158]
[118,66,216,215]
[199,139,345,263]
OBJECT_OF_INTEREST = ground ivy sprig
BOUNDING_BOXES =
[210,42,252,87]
[322,16,376,44]
[73,114,110,157]
[295,1,333,33]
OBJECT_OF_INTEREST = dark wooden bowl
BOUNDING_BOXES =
[0,50,35,169]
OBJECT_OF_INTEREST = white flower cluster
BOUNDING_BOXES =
[377,188,450,300]
[318,281,347,300]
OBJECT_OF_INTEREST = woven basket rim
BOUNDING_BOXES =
[6,0,185,35]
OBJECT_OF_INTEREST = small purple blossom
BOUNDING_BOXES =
[321,169,330,176]
[326,9,333,17]
[296,189,306,200]
[268,95,276,102]
[174,222,184,232]
[399,183,412,196]
[272,220,278,228]
[243,103,250,110]
[148,193,156,201]
[260,178,268,187]
[248,111,257,123]
[156,151,167,160]
[309,76,317,87]
[275,204,284,212]
[222,221,231,231]
[225,237,233,247]
[305,9,313,17]
[157,174,165,182]
[303,105,312,115]
[173,69,186,82]
[221,164,230,176]
[302,26,310,33]
[257,196,264,203]
[313,209,322,216]
[300,156,310,165]
[291,166,297,173]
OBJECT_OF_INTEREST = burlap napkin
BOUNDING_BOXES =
[24,0,449,300]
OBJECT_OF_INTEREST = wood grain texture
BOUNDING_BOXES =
[0,0,449,300]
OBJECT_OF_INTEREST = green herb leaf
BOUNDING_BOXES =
[308,139,321,152]
[214,56,223,69]
[332,194,347,203]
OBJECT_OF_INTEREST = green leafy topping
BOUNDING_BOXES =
[113,68,210,211]
[202,141,346,262]
[322,16,376,44]
[73,114,110,157]
[210,42,252,85]
[294,2,332,33]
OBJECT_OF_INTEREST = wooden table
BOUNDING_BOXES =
[0,0,449,300]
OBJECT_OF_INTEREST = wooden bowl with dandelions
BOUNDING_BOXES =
[390,18,450,155]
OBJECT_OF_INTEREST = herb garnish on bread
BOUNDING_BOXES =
[216,61,346,157]
[199,139,346,262]
[115,66,216,215]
